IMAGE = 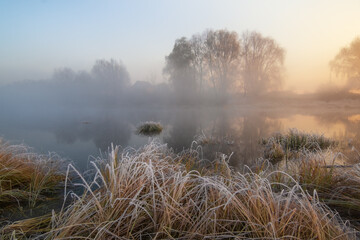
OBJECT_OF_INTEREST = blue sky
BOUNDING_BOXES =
[1,0,359,92]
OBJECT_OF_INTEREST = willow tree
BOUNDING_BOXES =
[240,31,285,96]
[205,30,241,97]
[91,59,130,91]
[165,29,285,101]
[330,37,360,88]
[190,33,207,95]
[163,37,197,102]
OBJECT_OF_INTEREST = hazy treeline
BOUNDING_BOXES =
[164,30,285,103]
[330,37,360,86]
[0,29,288,108]
[0,59,171,109]
[2,30,358,107]
[316,37,360,101]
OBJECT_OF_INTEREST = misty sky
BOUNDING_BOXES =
[1,0,359,93]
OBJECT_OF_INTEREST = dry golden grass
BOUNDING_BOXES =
[262,129,336,164]
[2,138,360,239]
[1,214,52,239]
[0,139,65,210]
[275,151,360,230]
[137,122,163,136]
[37,141,355,239]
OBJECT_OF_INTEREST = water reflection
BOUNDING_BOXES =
[165,108,200,151]
[197,112,282,168]
[54,118,131,150]
[1,106,360,171]
[314,112,360,141]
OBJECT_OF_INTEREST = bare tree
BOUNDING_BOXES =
[163,37,197,102]
[205,30,240,97]
[190,33,207,94]
[91,59,130,89]
[330,37,360,88]
[164,30,285,101]
[240,31,285,96]
[53,68,76,82]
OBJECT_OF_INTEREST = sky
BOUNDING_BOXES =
[0,0,359,93]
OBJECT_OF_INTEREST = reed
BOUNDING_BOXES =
[136,122,163,136]
[1,214,52,239]
[280,151,360,230]
[40,141,354,239]
[0,140,65,210]
[262,128,336,163]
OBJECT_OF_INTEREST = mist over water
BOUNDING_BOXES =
[1,97,360,171]
[3,2,360,238]
[1,30,360,171]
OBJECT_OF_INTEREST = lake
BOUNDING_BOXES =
[1,104,360,171]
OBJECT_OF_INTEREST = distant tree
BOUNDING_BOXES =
[240,31,285,96]
[53,68,76,82]
[330,37,360,86]
[163,37,197,101]
[91,59,130,90]
[205,30,241,96]
[165,30,285,101]
[190,33,207,94]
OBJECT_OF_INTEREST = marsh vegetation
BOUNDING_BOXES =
[1,129,360,239]
[0,140,65,213]
[261,129,336,163]
[1,0,360,238]
[0,22,359,240]
[136,122,163,136]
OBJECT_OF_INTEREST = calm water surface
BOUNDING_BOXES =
[1,105,360,170]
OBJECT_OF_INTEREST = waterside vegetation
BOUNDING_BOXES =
[1,130,360,239]
[0,140,65,212]
[136,122,163,136]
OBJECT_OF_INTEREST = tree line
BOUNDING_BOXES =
[317,37,360,101]
[330,37,360,89]
[5,29,359,106]
[163,29,285,102]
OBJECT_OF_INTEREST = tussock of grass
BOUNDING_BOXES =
[278,151,360,230]
[39,141,354,239]
[262,128,336,163]
[136,121,163,136]
[0,140,65,210]
[1,214,52,239]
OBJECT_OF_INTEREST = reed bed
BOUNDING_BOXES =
[262,129,336,163]
[1,214,52,239]
[273,150,360,230]
[0,139,65,210]
[136,122,163,136]
[31,141,354,239]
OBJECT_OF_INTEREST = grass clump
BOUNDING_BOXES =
[136,121,163,136]
[38,141,354,239]
[262,128,336,163]
[282,152,360,230]
[1,214,53,239]
[0,140,65,211]
[263,141,285,164]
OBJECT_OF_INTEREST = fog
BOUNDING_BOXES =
[3,3,360,236]
[1,29,359,111]
[1,35,359,113]
[0,29,288,110]
[0,59,170,110]
[1,27,360,170]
